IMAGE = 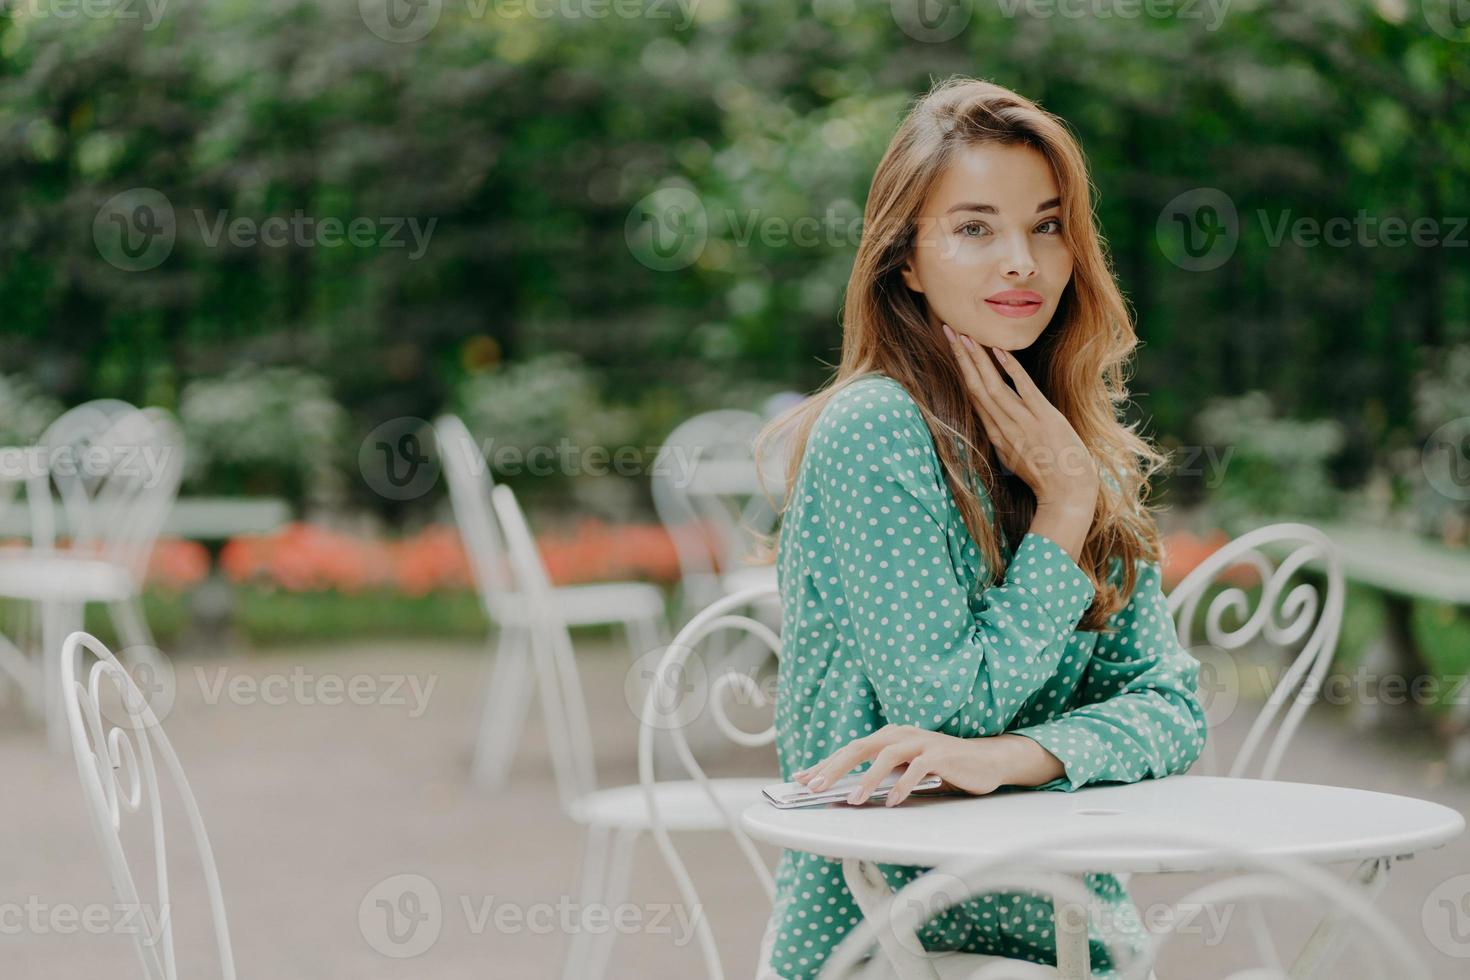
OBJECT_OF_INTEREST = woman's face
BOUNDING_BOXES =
[900,142,1074,351]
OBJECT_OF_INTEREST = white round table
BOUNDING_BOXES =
[740,775,1464,979]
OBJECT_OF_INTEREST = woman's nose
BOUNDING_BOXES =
[1002,237,1038,279]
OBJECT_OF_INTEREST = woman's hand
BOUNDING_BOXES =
[942,323,1098,513]
[791,724,1065,807]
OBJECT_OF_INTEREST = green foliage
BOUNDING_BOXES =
[456,353,638,476]
[1194,390,1346,531]
[178,365,348,508]
[0,374,62,446]
[1,1,1467,517]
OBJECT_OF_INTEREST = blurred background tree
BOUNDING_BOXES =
[1,0,1466,527]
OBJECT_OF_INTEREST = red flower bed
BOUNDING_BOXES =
[1160,529,1258,591]
[146,538,211,591]
[176,519,682,595]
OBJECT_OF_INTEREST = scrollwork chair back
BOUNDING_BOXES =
[1165,523,1344,780]
[60,631,235,980]
[637,583,781,980]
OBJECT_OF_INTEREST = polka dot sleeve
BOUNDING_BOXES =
[805,377,1099,735]
[1009,560,1209,792]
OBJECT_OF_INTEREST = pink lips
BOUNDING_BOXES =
[985,289,1044,318]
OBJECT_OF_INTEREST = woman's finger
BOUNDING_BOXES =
[989,346,1056,418]
[883,756,935,807]
[962,334,1032,429]
[805,731,887,791]
[945,326,1026,442]
[847,743,920,805]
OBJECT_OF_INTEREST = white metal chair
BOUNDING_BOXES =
[488,483,775,980]
[433,414,668,788]
[634,583,784,980]
[59,630,235,979]
[1164,522,1344,781]
[816,827,1427,980]
[0,402,183,749]
[652,410,785,624]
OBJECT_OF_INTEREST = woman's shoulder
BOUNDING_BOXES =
[813,372,931,445]
[806,372,949,507]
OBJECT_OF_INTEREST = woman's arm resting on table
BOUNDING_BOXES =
[795,561,1205,804]
[1008,560,1209,792]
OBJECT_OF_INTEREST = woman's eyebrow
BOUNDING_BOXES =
[944,196,1062,216]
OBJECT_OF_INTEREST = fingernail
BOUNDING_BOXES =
[942,323,955,342]
[809,776,826,790]
[993,347,1009,361]
[847,791,863,805]
[961,334,976,349]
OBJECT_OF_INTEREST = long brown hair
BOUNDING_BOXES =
[753,75,1167,632]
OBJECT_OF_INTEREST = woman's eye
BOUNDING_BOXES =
[958,221,990,238]
[1036,218,1063,235]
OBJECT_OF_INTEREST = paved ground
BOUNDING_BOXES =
[2,637,1467,979]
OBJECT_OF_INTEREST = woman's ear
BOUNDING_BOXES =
[900,257,924,294]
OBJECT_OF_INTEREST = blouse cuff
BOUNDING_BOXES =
[1009,720,1109,793]
[1003,531,1097,636]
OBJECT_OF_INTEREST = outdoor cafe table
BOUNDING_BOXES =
[740,774,1465,979]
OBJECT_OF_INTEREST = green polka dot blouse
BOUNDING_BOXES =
[769,373,1208,979]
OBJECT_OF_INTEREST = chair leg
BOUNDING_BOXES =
[621,618,655,708]
[107,596,167,682]
[0,629,37,713]
[563,825,612,980]
[586,828,641,980]
[625,611,666,660]
[43,599,84,754]
[471,625,534,788]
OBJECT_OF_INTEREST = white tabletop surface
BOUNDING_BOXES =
[740,775,1465,874]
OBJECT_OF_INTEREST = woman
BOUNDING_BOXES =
[752,76,1208,978]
